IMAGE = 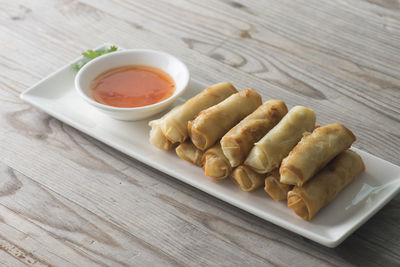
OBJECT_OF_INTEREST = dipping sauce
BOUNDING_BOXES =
[91,65,175,108]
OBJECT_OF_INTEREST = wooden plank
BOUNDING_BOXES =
[0,163,184,266]
[0,248,31,267]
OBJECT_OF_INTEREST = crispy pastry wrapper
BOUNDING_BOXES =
[149,82,237,145]
[189,89,262,151]
[231,165,265,192]
[221,99,288,167]
[287,150,365,221]
[148,119,174,150]
[202,143,232,179]
[176,141,203,167]
[280,123,356,186]
[264,169,293,201]
[244,106,316,173]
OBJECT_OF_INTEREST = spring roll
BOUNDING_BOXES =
[280,123,356,186]
[176,141,203,167]
[287,150,365,221]
[221,99,288,167]
[157,82,237,144]
[149,119,174,150]
[231,165,265,192]
[202,143,232,179]
[244,106,316,173]
[264,169,293,201]
[189,89,262,150]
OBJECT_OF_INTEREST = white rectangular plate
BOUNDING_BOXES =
[21,44,400,247]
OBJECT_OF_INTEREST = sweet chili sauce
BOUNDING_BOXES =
[91,65,175,108]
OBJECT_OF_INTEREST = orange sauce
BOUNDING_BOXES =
[91,65,175,108]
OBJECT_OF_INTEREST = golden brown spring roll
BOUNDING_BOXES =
[264,169,293,201]
[244,106,316,174]
[280,123,356,186]
[149,82,237,146]
[189,89,262,151]
[221,99,288,167]
[175,141,203,167]
[231,165,265,192]
[202,143,232,179]
[287,150,365,221]
[149,119,174,150]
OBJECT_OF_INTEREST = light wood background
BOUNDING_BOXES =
[0,0,399,266]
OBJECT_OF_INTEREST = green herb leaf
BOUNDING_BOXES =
[71,61,85,71]
[72,45,118,71]
[82,49,99,59]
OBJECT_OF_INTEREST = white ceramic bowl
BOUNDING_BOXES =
[75,49,190,121]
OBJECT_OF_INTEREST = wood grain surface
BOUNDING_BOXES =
[0,0,399,265]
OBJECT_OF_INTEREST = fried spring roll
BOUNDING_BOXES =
[280,123,356,186]
[189,89,262,150]
[149,82,237,146]
[264,169,293,201]
[175,141,203,167]
[221,99,288,167]
[231,165,265,192]
[202,143,232,179]
[287,150,365,221]
[244,106,316,173]
[149,119,174,150]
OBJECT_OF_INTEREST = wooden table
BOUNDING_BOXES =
[0,0,399,266]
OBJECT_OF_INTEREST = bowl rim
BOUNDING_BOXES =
[74,49,190,111]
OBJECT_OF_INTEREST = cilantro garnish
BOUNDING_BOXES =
[72,45,118,70]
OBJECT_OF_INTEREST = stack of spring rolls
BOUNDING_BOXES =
[149,82,365,221]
